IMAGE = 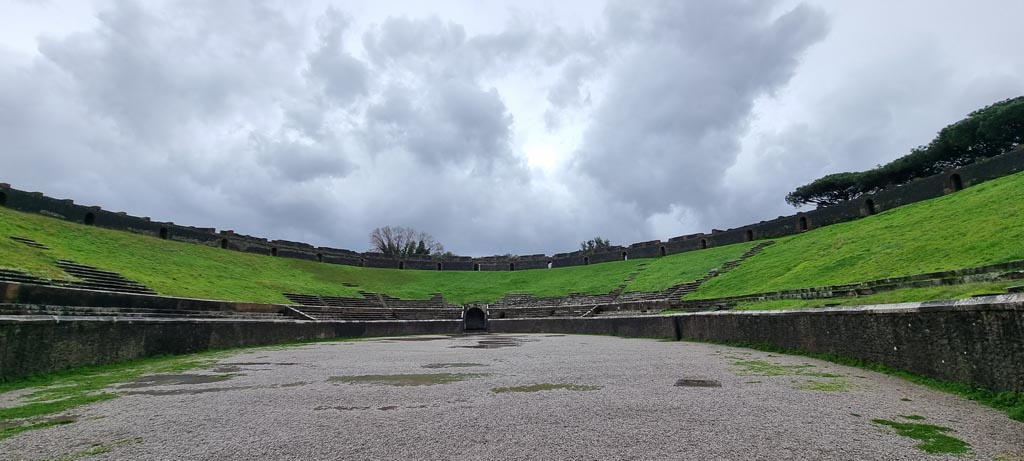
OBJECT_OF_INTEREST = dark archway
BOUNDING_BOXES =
[622,251,628,261]
[473,263,480,271]
[84,213,96,225]
[547,261,553,269]
[865,199,876,216]
[317,253,324,263]
[798,216,808,231]
[436,262,442,271]
[271,247,278,257]
[464,307,487,331]
[360,258,366,267]
[0,191,6,206]
[220,238,229,249]
[659,246,666,257]
[398,261,405,270]
[509,262,515,271]
[744,230,754,242]
[699,239,708,249]
[583,256,590,265]
[950,173,964,192]
[159,227,169,240]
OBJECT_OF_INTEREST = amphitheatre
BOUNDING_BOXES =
[1,145,1024,458]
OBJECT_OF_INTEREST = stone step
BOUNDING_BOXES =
[8,236,49,249]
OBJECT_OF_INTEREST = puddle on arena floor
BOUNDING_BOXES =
[452,336,538,349]
[315,404,434,412]
[328,373,489,386]
[118,374,236,389]
[374,335,460,342]
[121,382,309,396]
[210,362,301,373]
[122,386,254,396]
[675,378,722,388]
[491,383,602,393]
[422,363,488,369]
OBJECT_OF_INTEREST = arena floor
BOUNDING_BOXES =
[2,334,1022,460]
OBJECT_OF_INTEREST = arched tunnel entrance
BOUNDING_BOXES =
[464,307,487,332]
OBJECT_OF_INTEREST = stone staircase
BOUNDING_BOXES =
[0,268,49,285]
[56,260,157,295]
[9,236,49,250]
[0,262,158,296]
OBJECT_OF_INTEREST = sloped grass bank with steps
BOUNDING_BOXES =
[0,205,754,305]
[687,170,1024,300]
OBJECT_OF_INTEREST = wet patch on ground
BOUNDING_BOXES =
[121,382,308,396]
[491,383,602,394]
[674,378,721,388]
[209,362,300,373]
[49,437,143,460]
[315,404,436,412]
[122,386,254,396]
[374,335,459,342]
[421,363,487,369]
[452,336,538,349]
[117,374,236,389]
[328,373,489,387]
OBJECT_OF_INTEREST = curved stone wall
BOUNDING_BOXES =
[2,146,1022,271]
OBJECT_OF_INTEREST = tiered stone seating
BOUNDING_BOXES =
[380,293,451,309]
[292,307,397,321]
[283,293,325,306]
[0,268,49,285]
[56,260,157,295]
[0,303,291,320]
[489,305,593,319]
[280,241,779,320]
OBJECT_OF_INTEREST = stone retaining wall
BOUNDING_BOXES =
[0,317,462,380]
[3,297,1021,392]
[675,299,1024,392]
[490,296,1024,392]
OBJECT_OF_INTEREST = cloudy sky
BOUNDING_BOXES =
[2,0,1022,256]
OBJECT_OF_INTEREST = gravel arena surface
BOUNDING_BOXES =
[2,334,1022,460]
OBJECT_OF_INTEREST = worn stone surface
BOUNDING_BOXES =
[0,335,1021,460]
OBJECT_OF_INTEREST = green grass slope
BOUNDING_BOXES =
[687,170,1024,300]
[0,207,749,305]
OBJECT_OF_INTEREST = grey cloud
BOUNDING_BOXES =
[307,9,368,105]
[364,80,518,172]
[362,16,467,65]
[574,1,829,220]
[6,0,1020,258]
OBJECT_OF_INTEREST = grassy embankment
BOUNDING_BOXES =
[0,206,752,305]
[2,170,1023,306]
[684,170,1024,305]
